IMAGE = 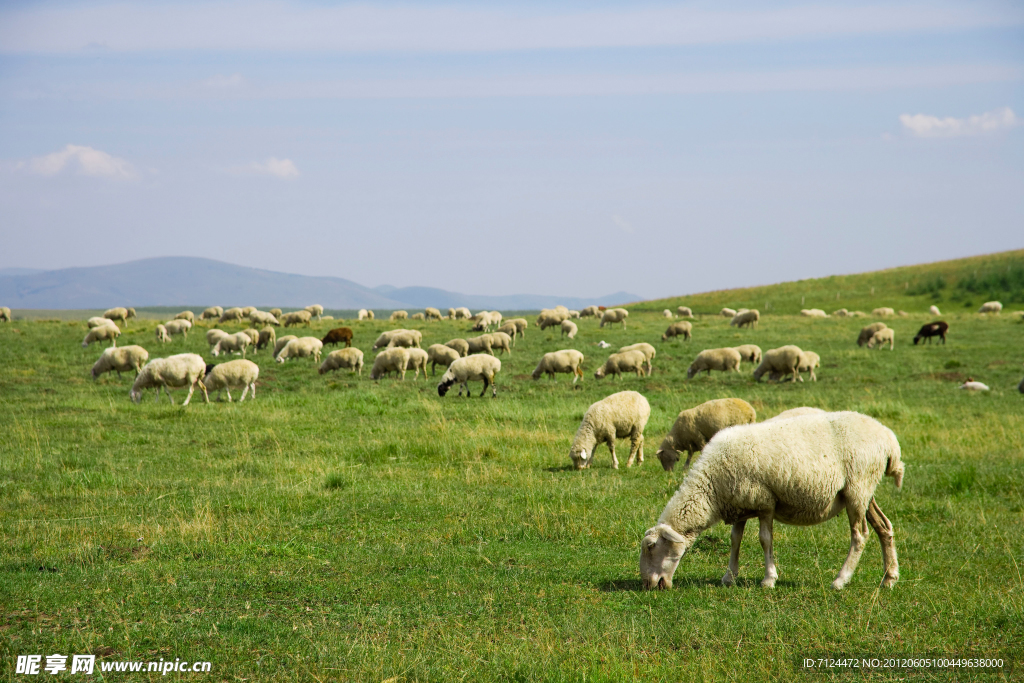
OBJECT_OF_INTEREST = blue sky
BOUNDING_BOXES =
[1,1,1022,299]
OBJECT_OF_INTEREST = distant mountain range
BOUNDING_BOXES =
[0,257,638,311]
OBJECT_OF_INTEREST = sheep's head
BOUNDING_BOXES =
[686,364,699,379]
[129,388,143,404]
[640,524,688,590]
[569,446,591,470]
[437,377,456,397]
[656,438,679,471]
[593,367,606,379]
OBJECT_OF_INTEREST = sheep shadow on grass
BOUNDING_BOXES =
[598,576,798,592]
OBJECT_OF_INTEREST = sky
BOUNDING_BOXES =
[0,1,1022,300]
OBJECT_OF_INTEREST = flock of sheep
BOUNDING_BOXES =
[10,295,1021,590]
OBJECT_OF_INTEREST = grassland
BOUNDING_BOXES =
[1,303,1023,680]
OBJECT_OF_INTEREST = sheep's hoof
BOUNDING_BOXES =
[882,574,899,588]
[721,573,735,587]
[761,577,777,588]
[831,578,846,590]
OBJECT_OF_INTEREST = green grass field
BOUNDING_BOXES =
[2,295,1023,680]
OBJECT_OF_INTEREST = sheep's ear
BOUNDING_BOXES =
[657,524,686,544]
[579,449,588,461]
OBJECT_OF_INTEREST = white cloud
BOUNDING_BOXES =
[25,144,136,179]
[232,157,300,179]
[900,107,1019,138]
[203,73,244,88]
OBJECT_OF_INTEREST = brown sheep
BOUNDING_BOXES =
[321,327,354,348]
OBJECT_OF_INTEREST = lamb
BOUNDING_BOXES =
[978,301,1002,314]
[569,390,651,469]
[0,306,10,322]
[677,306,693,318]
[579,306,600,318]
[445,338,470,357]
[732,344,762,364]
[155,324,171,343]
[163,319,192,339]
[797,351,821,381]
[662,321,692,341]
[872,307,895,317]
[82,323,120,348]
[386,330,423,350]
[719,308,736,317]
[800,309,828,318]
[200,306,223,320]
[437,354,502,398]
[532,349,585,384]
[857,322,888,347]
[304,304,324,320]
[489,311,503,325]
[203,359,259,402]
[130,353,209,405]
[655,398,757,471]
[319,348,364,375]
[752,345,803,382]
[280,310,313,327]
[389,310,409,321]
[104,307,136,327]
[662,309,674,318]
[597,340,611,348]
[489,331,513,356]
[249,310,280,326]
[427,344,461,375]
[404,348,429,379]
[594,349,647,379]
[465,334,494,355]
[275,337,323,363]
[867,328,895,350]
[686,348,742,379]
[175,311,195,323]
[91,345,150,380]
[599,308,629,328]
[560,320,578,339]
[321,327,354,348]
[370,347,410,380]
[619,342,656,376]
[219,307,245,323]
[425,307,443,320]
[253,327,275,352]
[730,309,760,328]
[212,332,251,358]
[929,305,941,315]
[640,411,903,590]
[764,406,826,422]
[273,335,298,359]
[914,321,948,345]
[358,309,373,321]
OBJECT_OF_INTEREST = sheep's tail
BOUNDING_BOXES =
[885,443,905,490]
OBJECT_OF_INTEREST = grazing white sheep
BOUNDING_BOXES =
[87,316,112,328]
[471,311,499,331]
[130,353,209,405]
[257,326,276,352]
[960,378,989,391]
[82,323,120,348]
[415,313,428,320]
[619,342,656,376]
[453,307,472,320]
[219,307,245,323]
[677,306,693,318]
[764,407,826,422]
[249,310,280,326]
[163,319,192,339]
[204,359,259,402]
[201,306,224,320]
[155,324,171,344]
[304,304,324,320]
[579,306,600,318]
[0,306,10,322]
[91,345,149,380]
[662,309,674,318]
[800,309,828,318]
[370,347,410,380]
[978,301,1002,314]
[206,328,229,349]
[269,308,282,317]
[273,335,298,359]
[662,321,692,342]
[240,306,257,317]
[532,349,585,384]
[175,310,195,323]
[427,344,461,375]
[730,309,760,328]
[319,348,364,376]
[404,348,429,379]
[568,310,580,319]
[655,398,757,471]
[560,320,578,339]
[640,411,904,590]
[929,305,941,315]
[212,332,251,358]
[798,351,821,381]
[240,328,259,347]
[872,307,895,317]
[275,337,323,363]
[104,307,136,327]
[832,308,849,317]
[281,310,313,327]
[857,322,888,347]
[386,330,423,350]
[569,390,651,469]
[358,309,372,321]
[867,328,895,350]
[752,345,803,382]
[465,334,494,355]
[537,308,569,330]
[437,354,502,398]
[600,308,629,329]
[732,344,762,364]
[445,338,470,357]
[719,308,736,317]
[425,307,443,320]
[594,349,647,379]
[686,348,742,379]
[509,318,528,337]
[497,321,519,344]
[389,310,409,321]
[489,331,513,356]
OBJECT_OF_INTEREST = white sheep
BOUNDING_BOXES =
[677,306,693,318]
[453,307,472,320]
[832,308,849,317]
[437,354,501,398]
[447,308,457,320]
[731,344,762,364]
[281,310,312,327]
[273,335,298,359]
[471,311,499,331]
[560,320,578,339]
[752,345,803,382]
[204,359,259,402]
[370,347,410,380]
[319,348,364,376]
[497,321,519,344]
[276,337,323,363]
[412,313,425,320]
[240,306,257,317]
[532,349,585,384]
[304,304,324,320]
[240,328,259,347]
[872,307,895,317]
[640,411,903,590]
[509,318,528,337]
[163,319,192,339]
[175,310,195,323]
[600,308,629,329]
[82,323,120,348]
[249,310,280,326]
[929,305,941,315]
[719,308,736,317]
[425,307,443,320]
[655,398,757,471]
[91,345,150,380]
[619,342,655,376]
[597,340,611,348]
[686,348,742,379]
[489,331,513,356]
[764,407,826,422]
[662,309,674,318]
[730,309,760,328]
[798,350,821,381]
[978,301,1002,314]
[662,321,692,342]
[445,338,470,357]
[269,308,282,317]
[594,349,647,379]
[800,309,828,318]
[0,306,10,322]
[465,334,494,355]
[201,306,224,320]
[569,390,650,469]
[403,348,429,379]
[155,324,171,344]
[386,330,423,350]
[389,310,409,321]
[212,332,251,358]
[104,307,136,327]
[87,316,111,328]
[219,307,245,323]
[427,344,461,375]
[537,308,569,330]
[130,353,209,405]
[579,306,600,318]
[568,310,580,319]
[358,309,372,321]
[857,322,888,347]
[867,328,895,350]
[206,328,229,348]
[257,326,276,352]
[960,378,990,391]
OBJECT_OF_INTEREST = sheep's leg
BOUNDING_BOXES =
[607,438,619,469]
[866,498,899,588]
[793,367,802,383]
[480,376,489,398]
[810,369,817,382]
[183,383,196,406]
[225,387,233,402]
[247,383,255,400]
[759,513,779,588]
[832,505,868,590]
[722,520,746,586]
